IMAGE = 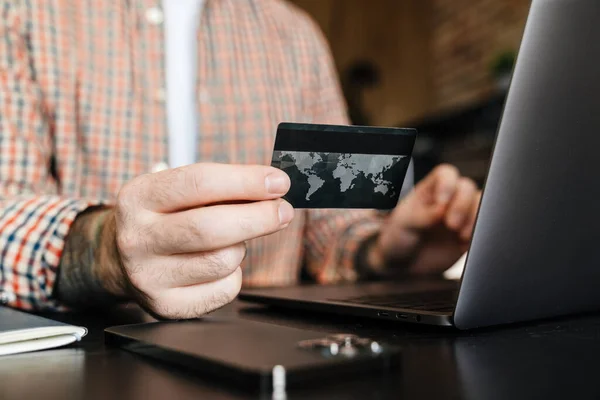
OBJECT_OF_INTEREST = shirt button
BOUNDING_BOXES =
[145,7,164,25]
[151,162,169,173]
[0,291,15,304]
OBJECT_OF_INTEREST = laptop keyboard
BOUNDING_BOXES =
[333,289,459,312]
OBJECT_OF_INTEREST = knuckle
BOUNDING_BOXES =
[118,175,148,207]
[141,223,161,254]
[206,289,235,312]
[119,224,152,255]
[200,248,242,279]
[114,206,134,231]
[217,247,238,266]
[116,229,138,255]
[215,247,235,266]
[170,257,192,283]
[126,263,149,288]
[117,220,157,257]
[115,186,145,229]
[152,293,212,319]
[201,250,229,277]
[438,163,460,178]
[148,269,243,320]
[139,168,185,210]
[168,256,200,285]
[202,274,242,314]
[149,291,191,320]
[148,173,175,208]
[186,166,205,198]
[187,214,212,248]
[116,184,135,213]
[152,217,194,254]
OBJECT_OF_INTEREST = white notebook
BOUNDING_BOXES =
[0,306,87,356]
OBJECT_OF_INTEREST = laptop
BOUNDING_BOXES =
[239,0,600,330]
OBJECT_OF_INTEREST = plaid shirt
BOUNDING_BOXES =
[0,0,383,311]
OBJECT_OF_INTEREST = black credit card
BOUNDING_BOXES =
[271,123,417,209]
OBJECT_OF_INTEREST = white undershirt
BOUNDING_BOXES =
[163,0,205,169]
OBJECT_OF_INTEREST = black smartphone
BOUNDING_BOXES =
[105,317,401,393]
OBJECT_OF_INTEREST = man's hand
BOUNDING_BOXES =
[99,163,294,319]
[369,164,481,276]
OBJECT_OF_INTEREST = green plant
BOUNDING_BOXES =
[490,50,517,77]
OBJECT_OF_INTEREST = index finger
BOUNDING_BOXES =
[139,163,291,212]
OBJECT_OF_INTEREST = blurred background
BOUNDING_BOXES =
[290,0,531,185]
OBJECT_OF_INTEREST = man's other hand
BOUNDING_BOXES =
[101,164,294,319]
[371,164,481,276]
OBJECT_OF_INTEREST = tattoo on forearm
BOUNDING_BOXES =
[55,208,122,307]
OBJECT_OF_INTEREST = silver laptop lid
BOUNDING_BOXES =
[455,0,600,329]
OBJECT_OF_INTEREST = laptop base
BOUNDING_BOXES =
[239,281,457,327]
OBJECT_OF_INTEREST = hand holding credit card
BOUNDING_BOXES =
[271,123,417,209]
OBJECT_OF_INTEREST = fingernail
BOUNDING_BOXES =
[266,173,290,194]
[278,201,294,225]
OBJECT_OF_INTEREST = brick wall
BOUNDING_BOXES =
[431,0,531,111]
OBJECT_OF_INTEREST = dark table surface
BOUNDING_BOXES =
[2,299,600,400]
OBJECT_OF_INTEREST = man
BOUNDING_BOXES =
[0,0,480,319]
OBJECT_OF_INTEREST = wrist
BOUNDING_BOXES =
[355,233,387,278]
[356,231,423,279]
[56,207,127,307]
[94,209,129,299]
[365,237,387,273]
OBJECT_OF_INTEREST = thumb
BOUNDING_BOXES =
[393,164,460,230]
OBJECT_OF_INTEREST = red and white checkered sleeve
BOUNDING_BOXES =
[0,3,99,310]
[294,12,384,284]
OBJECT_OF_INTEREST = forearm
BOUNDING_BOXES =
[55,207,128,307]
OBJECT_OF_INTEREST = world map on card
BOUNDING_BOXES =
[272,150,409,209]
